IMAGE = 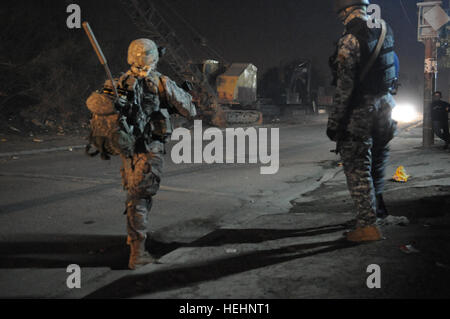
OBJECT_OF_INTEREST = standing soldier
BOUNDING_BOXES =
[86,39,197,269]
[327,0,398,242]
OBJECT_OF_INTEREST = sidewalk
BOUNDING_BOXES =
[81,124,450,299]
[0,133,87,157]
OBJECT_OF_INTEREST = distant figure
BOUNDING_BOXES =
[431,91,450,149]
[327,0,398,242]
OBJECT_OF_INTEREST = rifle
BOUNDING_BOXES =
[82,22,119,98]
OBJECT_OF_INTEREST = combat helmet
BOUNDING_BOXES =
[127,39,159,77]
[334,0,370,13]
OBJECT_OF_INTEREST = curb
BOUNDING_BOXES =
[0,145,85,158]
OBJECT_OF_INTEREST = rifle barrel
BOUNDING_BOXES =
[82,22,119,98]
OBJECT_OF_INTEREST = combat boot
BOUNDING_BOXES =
[128,238,155,270]
[346,225,382,242]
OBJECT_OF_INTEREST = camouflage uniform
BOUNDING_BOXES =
[121,141,164,244]
[117,68,196,248]
[328,10,397,228]
[86,39,196,269]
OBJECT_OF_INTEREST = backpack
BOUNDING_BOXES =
[85,77,137,160]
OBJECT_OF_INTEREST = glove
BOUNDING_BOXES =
[327,120,338,142]
[326,128,338,142]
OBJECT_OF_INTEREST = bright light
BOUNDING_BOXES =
[392,103,420,123]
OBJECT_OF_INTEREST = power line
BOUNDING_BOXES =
[155,0,228,63]
[399,0,416,30]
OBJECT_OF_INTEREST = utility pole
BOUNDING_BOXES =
[417,0,450,147]
[423,35,437,147]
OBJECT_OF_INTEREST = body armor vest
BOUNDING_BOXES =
[117,71,172,153]
[330,18,397,99]
[346,17,397,96]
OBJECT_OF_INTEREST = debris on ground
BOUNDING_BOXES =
[392,166,410,183]
[225,248,238,254]
[400,244,420,254]
[31,119,44,127]
[376,215,410,226]
[57,126,65,136]
[8,126,20,133]
[33,138,44,143]
[1,138,7,142]
[436,262,450,269]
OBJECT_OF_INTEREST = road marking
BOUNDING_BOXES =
[160,185,235,198]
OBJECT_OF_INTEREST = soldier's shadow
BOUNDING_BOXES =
[0,223,349,271]
[86,237,357,299]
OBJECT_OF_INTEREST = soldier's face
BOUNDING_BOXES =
[131,64,152,78]
[433,94,441,102]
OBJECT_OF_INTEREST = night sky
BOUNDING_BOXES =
[79,0,444,104]
[3,0,450,106]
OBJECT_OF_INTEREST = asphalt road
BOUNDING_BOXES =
[0,118,341,298]
[1,117,450,299]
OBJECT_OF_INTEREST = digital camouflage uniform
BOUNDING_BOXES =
[328,9,397,229]
[118,66,197,268]
[86,39,196,269]
[121,140,164,244]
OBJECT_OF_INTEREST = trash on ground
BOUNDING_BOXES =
[31,119,44,127]
[33,138,44,143]
[44,120,55,128]
[225,248,238,254]
[8,126,20,132]
[11,156,19,160]
[57,126,65,136]
[400,244,420,254]
[392,166,410,183]
[68,147,73,152]
[436,262,450,269]
[376,215,410,226]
